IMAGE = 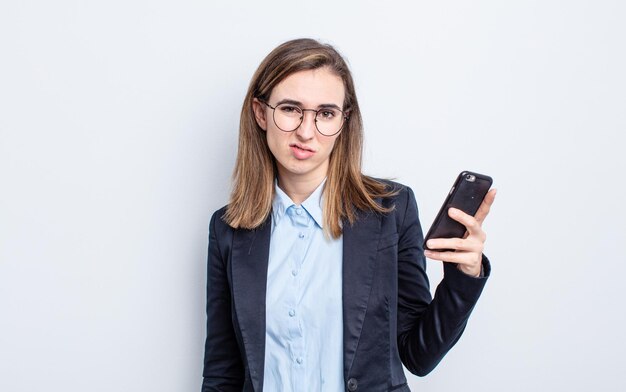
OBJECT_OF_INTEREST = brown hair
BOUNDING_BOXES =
[224,38,397,238]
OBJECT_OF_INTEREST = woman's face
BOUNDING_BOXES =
[253,67,345,184]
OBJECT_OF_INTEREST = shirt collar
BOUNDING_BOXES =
[272,178,326,229]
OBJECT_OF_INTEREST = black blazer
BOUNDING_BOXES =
[201,182,490,392]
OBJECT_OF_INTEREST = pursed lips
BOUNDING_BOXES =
[289,143,315,152]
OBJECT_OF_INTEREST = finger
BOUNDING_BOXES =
[423,249,480,266]
[474,188,497,225]
[426,237,482,253]
[448,208,481,236]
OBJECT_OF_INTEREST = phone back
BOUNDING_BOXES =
[424,171,492,248]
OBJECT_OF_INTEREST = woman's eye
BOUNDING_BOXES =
[320,110,336,119]
[280,105,301,114]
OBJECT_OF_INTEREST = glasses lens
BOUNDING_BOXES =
[272,103,345,135]
[273,103,303,132]
[315,108,344,136]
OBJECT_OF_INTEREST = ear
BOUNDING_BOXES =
[252,98,268,131]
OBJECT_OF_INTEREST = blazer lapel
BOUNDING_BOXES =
[231,218,271,392]
[342,210,382,379]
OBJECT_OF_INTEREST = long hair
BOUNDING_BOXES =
[224,38,398,238]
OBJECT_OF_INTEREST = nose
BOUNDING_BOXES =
[295,110,316,140]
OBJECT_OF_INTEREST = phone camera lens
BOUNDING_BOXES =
[465,174,476,182]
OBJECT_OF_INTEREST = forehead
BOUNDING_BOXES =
[269,68,345,106]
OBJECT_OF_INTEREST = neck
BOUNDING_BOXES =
[277,171,326,205]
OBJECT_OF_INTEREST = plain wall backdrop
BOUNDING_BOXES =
[1,0,625,391]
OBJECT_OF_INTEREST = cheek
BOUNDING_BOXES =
[265,128,286,158]
[321,136,340,156]
[265,132,278,157]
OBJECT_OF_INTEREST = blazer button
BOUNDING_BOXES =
[347,378,358,391]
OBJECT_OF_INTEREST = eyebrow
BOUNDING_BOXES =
[275,98,342,111]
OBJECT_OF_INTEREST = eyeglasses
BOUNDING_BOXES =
[261,101,348,137]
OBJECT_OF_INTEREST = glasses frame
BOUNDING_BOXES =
[260,100,349,137]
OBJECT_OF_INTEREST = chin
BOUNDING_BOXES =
[287,164,313,175]
[280,160,315,176]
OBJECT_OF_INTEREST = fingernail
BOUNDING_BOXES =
[426,240,433,248]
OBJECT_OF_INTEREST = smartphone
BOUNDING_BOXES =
[424,171,493,251]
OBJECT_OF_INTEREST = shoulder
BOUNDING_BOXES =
[370,177,421,228]
[209,205,234,238]
[209,203,271,235]
[369,177,417,210]
[210,204,229,224]
[368,178,423,240]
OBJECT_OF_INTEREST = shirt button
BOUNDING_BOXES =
[296,357,303,364]
[291,269,298,276]
[295,208,302,215]
[288,309,296,317]
[298,232,305,239]
[347,378,358,391]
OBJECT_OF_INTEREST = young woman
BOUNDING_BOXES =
[201,38,496,392]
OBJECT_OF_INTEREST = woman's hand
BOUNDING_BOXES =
[423,189,497,277]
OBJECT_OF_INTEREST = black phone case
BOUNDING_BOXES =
[424,171,493,251]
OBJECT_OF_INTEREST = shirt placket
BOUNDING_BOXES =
[286,206,311,388]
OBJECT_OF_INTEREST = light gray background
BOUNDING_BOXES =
[1,0,624,391]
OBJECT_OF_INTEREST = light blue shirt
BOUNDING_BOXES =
[263,180,344,391]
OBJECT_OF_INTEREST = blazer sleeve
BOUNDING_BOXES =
[396,186,490,376]
[201,211,245,391]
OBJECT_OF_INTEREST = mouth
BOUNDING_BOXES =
[289,143,316,160]
[289,143,315,152]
